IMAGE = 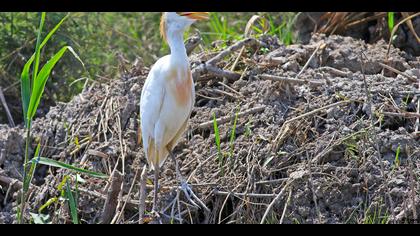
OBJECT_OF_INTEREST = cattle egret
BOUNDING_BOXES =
[140,12,209,216]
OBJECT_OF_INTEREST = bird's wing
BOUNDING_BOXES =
[140,62,167,167]
[140,56,171,131]
[140,74,165,129]
[140,56,194,168]
[166,118,188,151]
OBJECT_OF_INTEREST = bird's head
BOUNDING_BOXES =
[160,12,209,42]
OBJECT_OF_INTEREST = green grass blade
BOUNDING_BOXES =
[33,157,108,179]
[23,142,41,193]
[32,12,46,84]
[19,12,71,225]
[66,180,79,224]
[20,56,35,127]
[38,197,58,214]
[27,46,83,121]
[21,13,70,126]
[388,12,395,33]
[391,145,401,173]
[58,175,69,193]
[394,145,401,167]
[39,13,70,49]
[27,46,67,120]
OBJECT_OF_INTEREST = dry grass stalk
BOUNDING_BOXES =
[114,168,140,223]
[100,171,123,224]
[138,166,148,224]
[415,80,420,134]
[296,41,326,79]
[0,87,15,127]
[378,62,418,83]
[259,74,325,88]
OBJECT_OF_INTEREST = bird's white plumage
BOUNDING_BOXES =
[139,11,208,214]
[140,54,195,169]
[140,12,202,170]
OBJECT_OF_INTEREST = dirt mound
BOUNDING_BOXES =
[295,13,420,57]
[0,33,419,224]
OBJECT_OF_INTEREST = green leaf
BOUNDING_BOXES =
[27,46,83,121]
[213,112,221,156]
[19,12,71,225]
[39,13,70,50]
[66,181,79,224]
[20,56,35,127]
[74,136,80,148]
[23,142,41,193]
[33,157,108,179]
[20,13,70,126]
[388,12,395,33]
[32,12,46,89]
[57,175,69,192]
[394,145,401,167]
[38,197,58,214]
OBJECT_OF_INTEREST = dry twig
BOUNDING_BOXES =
[378,62,417,83]
[260,180,295,224]
[138,166,148,224]
[259,74,325,88]
[207,38,264,65]
[192,37,265,82]
[0,87,15,127]
[195,106,265,130]
[296,41,326,79]
[415,80,420,134]
[279,189,293,224]
[101,171,123,224]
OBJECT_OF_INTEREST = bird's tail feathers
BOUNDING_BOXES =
[146,137,168,171]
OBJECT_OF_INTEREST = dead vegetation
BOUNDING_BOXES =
[0,32,419,224]
[296,12,420,57]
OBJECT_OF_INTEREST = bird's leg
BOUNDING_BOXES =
[169,150,185,183]
[169,187,183,224]
[152,164,161,218]
[167,149,210,213]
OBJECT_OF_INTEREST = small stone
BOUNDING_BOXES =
[130,83,141,94]
[0,149,5,165]
[282,61,299,72]
[390,187,405,198]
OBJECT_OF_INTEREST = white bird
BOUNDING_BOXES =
[140,12,209,216]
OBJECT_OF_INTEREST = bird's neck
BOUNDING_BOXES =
[167,31,188,60]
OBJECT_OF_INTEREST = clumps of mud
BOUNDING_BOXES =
[0,34,419,224]
[295,13,420,57]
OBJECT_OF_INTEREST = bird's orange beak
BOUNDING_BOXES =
[179,12,209,20]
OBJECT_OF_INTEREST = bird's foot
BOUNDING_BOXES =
[148,209,162,224]
[179,181,210,212]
